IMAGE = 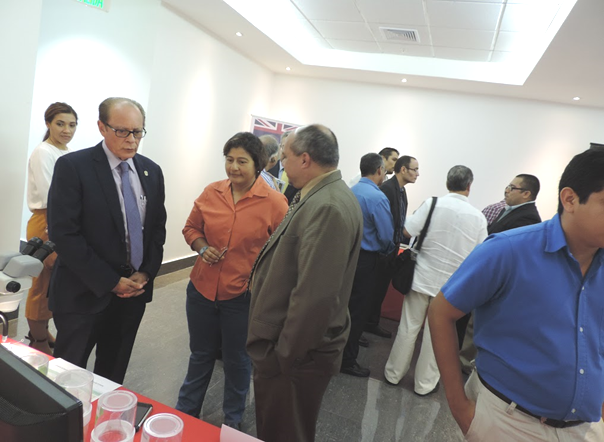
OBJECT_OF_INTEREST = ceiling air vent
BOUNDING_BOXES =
[380,27,420,44]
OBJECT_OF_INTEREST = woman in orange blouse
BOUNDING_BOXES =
[176,132,288,430]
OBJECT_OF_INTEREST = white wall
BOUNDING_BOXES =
[5,0,274,264]
[0,1,43,252]
[20,0,160,240]
[146,6,274,262]
[4,1,604,263]
[269,76,604,218]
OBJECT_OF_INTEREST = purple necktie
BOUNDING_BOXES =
[119,162,143,270]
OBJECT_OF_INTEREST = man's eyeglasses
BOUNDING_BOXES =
[104,123,147,139]
[505,185,527,192]
[407,168,419,173]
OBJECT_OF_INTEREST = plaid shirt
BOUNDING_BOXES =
[482,200,506,225]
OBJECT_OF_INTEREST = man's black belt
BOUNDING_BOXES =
[477,373,585,429]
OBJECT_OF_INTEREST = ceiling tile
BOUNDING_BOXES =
[432,46,491,61]
[291,0,363,22]
[500,3,561,32]
[380,42,434,57]
[311,20,374,41]
[494,31,526,52]
[356,0,427,26]
[326,39,382,53]
[453,0,505,3]
[426,0,503,30]
[431,27,495,50]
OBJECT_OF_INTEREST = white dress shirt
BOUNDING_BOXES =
[405,193,487,297]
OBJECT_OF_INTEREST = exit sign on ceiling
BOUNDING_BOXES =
[74,0,111,12]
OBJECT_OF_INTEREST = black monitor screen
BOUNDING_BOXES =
[0,345,83,442]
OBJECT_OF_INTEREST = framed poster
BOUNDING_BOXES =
[250,116,302,143]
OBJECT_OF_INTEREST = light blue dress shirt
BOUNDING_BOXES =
[351,178,394,254]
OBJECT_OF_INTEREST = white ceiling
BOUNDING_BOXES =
[162,0,604,109]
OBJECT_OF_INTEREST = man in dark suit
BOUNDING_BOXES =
[247,124,363,442]
[457,173,541,371]
[364,155,419,338]
[47,97,166,384]
[488,174,542,234]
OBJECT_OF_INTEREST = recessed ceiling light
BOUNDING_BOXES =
[573,96,581,101]
[401,78,407,83]
[235,32,243,37]
[286,67,291,71]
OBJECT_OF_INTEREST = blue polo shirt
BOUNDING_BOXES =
[442,214,604,422]
[351,178,394,254]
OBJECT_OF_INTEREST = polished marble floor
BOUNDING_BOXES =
[14,267,465,441]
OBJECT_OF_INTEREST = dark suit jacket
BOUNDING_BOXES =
[47,142,167,314]
[267,160,299,204]
[247,170,363,377]
[267,161,280,179]
[487,202,541,235]
[379,176,408,244]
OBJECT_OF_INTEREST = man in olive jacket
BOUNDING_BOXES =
[247,124,363,442]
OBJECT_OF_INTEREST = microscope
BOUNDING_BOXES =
[0,238,55,342]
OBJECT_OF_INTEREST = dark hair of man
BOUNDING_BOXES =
[289,124,339,167]
[43,102,78,141]
[360,153,384,177]
[447,165,474,191]
[99,97,146,126]
[394,155,415,174]
[259,135,279,159]
[379,147,399,161]
[516,174,540,200]
[223,132,268,176]
[557,148,604,215]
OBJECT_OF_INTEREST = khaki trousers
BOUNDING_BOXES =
[384,289,440,394]
[464,370,604,442]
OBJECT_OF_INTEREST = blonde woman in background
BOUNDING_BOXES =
[25,102,78,355]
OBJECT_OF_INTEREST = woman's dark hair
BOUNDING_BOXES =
[43,102,78,141]
[557,148,604,214]
[223,132,267,176]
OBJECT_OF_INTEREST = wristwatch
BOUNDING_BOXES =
[199,246,209,258]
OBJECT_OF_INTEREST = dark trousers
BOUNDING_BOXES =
[175,282,251,425]
[254,367,331,442]
[365,252,396,328]
[53,296,146,384]
[342,250,378,368]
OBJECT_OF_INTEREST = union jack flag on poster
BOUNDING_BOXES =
[250,116,302,142]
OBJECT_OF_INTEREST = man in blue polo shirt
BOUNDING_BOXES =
[341,153,395,377]
[429,148,604,441]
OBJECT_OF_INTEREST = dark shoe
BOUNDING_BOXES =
[358,335,369,348]
[414,383,439,397]
[384,376,398,386]
[364,325,392,339]
[340,362,370,377]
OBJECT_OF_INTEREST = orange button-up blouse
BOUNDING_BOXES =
[183,177,288,301]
